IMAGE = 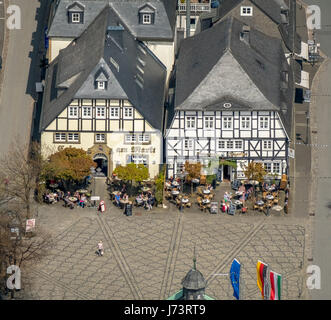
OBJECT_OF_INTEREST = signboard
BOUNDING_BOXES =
[210,201,218,214]
[26,219,36,233]
[288,148,295,159]
[91,196,100,201]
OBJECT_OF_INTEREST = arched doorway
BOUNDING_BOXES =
[93,153,108,176]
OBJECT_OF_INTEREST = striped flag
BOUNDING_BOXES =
[269,270,282,300]
[256,260,268,299]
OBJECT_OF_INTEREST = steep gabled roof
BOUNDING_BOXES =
[174,17,293,135]
[214,0,300,53]
[48,0,177,41]
[41,5,167,132]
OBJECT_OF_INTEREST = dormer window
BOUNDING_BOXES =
[67,1,85,24]
[97,81,105,90]
[138,4,155,25]
[72,13,81,23]
[142,14,151,24]
[94,68,109,91]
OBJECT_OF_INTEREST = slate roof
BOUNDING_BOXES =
[174,17,293,136]
[48,0,177,41]
[40,5,167,132]
[214,0,301,53]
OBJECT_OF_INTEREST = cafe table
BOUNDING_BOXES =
[203,189,211,194]
[266,195,274,200]
[69,196,77,202]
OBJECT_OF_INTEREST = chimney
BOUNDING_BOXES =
[240,25,250,44]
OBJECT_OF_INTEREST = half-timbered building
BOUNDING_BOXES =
[165,17,294,181]
[40,5,173,178]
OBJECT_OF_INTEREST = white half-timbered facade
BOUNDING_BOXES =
[166,110,288,180]
[165,17,294,181]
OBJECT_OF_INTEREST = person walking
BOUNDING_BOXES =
[97,241,104,256]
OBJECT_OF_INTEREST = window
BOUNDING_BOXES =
[263,140,272,150]
[124,107,133,118]
[223,117,232,129]
[138,133,150,143]
[142,14,151,24]
[184,139,193,150]
[72,12,80,23]
[68,106,78,118]
[186,116,196,129]
[259,117,269,129]
[95,133,106,143]
[96,107,106,119]
[68,133,79,142]
[125,134,136,143]
[190,18,196,29]
[55,133,66,142]
[130,155,148,166]
[227,141,234,149]
[218,140,225,149]
[264,163,272,173]
[241,6,253,16]
[241,116,250,129]
[82,106,92,118]
[204,116,214,129]
[273,162,281,174]
[110,107,119,118]
[235,140,243,149]
[97,81,105,90]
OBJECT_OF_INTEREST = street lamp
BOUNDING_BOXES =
[305,111,310,145]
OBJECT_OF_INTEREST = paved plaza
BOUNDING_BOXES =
[16,182,310,300]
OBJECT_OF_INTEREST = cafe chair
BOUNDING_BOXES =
[254,204,259,210]
[262,192,267,200]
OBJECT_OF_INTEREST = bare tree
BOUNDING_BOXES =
[0,140,43,219]
[0,203,53,299]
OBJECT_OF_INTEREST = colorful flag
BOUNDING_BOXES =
[230,259,241,300]
[256,260,268,299]
[269,270,282,300]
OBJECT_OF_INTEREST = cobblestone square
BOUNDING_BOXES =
[17,200,309,300]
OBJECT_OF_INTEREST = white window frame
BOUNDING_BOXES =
[125,134,136,143]
[235,140,243,149]
[218,140,226,150]
[241,116,251,129]
[184,139,194,150]
[97,81,105,90]
[95,133,106,143]
[241,6,253,16]
[138,133,151,143]
[186,116,196,129]
[67,133,79,142]
[72,12,81,23]
[68,106,78,118]
[131,154,148,166]
[227,140,234,149]
[264,162,272,173]
[123,107,133,119]
[263,140,272,150]
[273,162,281,174]
[259,117,269,129]
[204,116,214,129]
[82,106,92,119]
[223,116,233,129]
[96,107,106,119]
[142,14,151,25]
[55,133,66,142]
[110,107,119,119]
